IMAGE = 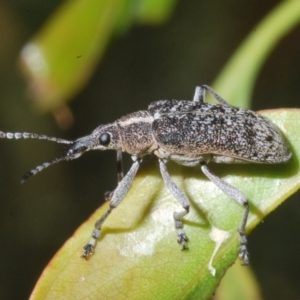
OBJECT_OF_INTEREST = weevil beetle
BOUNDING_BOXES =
[0,85,291,264]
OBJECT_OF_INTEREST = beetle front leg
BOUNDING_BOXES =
[104,150,124,201]
[200,162,250,265]
[159,159,190,250]
[82,156,141,259]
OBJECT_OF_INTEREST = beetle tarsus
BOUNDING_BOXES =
[82,244,94,259]
[104,190,114,201]
[239,231,249,265]
[177,230,189,250]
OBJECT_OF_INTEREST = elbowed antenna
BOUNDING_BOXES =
[17,133,96,182]
[21,156,69,183]
[0,131,75,182]
[0,131,73,145]
[20,136,92,182]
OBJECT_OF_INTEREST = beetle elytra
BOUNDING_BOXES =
[0,85,291,265]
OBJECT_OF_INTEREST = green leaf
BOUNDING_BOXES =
[29,109,300,300]
[19,0,177,112]
[132,0,178,24]
[214,262,263,300]
[212,0,300,108]
[20,0,126,112]
[209,2,300,298]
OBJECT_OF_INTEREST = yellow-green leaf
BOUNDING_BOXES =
[213,0,300,108]
[214,263,263,300]
[20,0,128,112]
[29,109,300,300]
[19,0,177,112]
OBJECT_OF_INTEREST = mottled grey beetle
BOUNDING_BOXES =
[0,85,291,265]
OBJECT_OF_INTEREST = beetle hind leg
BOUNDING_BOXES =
[159,159,190,250]
[238,204,250,265]
[200,162,250,265]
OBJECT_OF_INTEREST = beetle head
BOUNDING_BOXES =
[21,123,122,182]
[65,123,121,159]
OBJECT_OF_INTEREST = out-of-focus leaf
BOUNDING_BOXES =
[212,0,300,108]
[29,110,300,300]
[19,0,177,112]
[214,262,263,300]
[20,0,126,112]
[210,3,300,297]
[133,0,178,24]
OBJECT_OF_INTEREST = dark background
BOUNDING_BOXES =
[0,1,300,299]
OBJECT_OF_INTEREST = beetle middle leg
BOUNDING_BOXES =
[82,156,141,259]
[201,85,232,107]
[159,159,190,250]
[200,161,250,265]
[193,85,232,107]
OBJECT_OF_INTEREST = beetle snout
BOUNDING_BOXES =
[65,145,86,159]
[65,136,94,159]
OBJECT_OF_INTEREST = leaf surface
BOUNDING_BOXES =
[30,109,300,300]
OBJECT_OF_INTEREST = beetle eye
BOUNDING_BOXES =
[99,133,110,146]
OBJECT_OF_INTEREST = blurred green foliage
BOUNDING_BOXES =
[1,1,300,299]
[19,0,178,112]
[24,1,300,299]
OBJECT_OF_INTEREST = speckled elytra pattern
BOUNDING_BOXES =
[149,100,291,163]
